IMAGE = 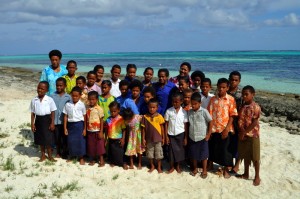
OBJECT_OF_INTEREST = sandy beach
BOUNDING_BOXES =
[0,66,300,199]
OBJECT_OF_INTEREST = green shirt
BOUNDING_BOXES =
[63,74,78,94]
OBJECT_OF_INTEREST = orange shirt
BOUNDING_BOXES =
[238,102,261,138]
[208,93,238,133]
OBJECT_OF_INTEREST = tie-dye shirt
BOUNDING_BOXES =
[98,95,115,121]
[105,115,126,139]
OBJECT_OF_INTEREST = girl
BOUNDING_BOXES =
[191,70,205,92]
[85,71,102,95]
[105,101,127,169]
[94,65,104,87]
[63,86,87,165]
[76,76,88,105]
[129,79,144,112]
[98,80,115,121]
[122,108,144,169]
[124,64,137,82]
[30,81,57,162]
[86,91,105,167]
[178,76,190,92]
[169,62,192,88]
[142,67,154,87]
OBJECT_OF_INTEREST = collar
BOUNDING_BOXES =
[217,93,229,100]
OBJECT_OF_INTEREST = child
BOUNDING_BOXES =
[236,85,261,186]
[98,80,115,121]
[86,91,105,167]
[122,108,144,169]
[182,88,193,111]
[152,68,176,115]
[116,80,139,115]
[76,76,88,105]
[207,78,238,178]
[63,60,78,94]
[51,77,71,158]
[169,62,192,88]
[191,70,205,92]
[164,92,188,174]
[188,92,212,178]
[63,86,87,165]
[30,81,57,162]
[105,101,127,169]
[141,98,165,173]
[200,78,214,109]
[85,71,102,95]
[142,67,154,87]
[129,79,144,110]
[124,64,137,82]
[178,76,190,92]
[139,86,163,115]
[110,64,122,98]
[94,65,104,87]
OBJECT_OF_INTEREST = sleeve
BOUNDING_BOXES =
[159,115,165,124]
[98,107,104,118]
[253,104,261,119]
[40,68,47,82]
[49,98,57,112]
[229,97,238,117]
[183,110,188,123]
[62,103,68,114]
[164,109,170,121]
[126,99,139,115]
[30,99,35,113]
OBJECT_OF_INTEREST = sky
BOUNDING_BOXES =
[0,0,299,55]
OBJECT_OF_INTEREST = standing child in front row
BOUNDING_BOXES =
[105,101,127,169]
[30,81,57,162]
[188,92,212,178]
[236,85,261,186]
[86,91,105,167]
[141,98,165,173]
[63,86,87,165]
[164,92,188,174]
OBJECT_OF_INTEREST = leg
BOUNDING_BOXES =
[47,146,56,162]
[148,159,155,173]
[200,159,208,179]
[253,161,261,186]
[137,154,142,170]
[207,160,213,171]
[189,159,198,176]
[98,155,105,167]
[175,162,182,174]
[167,161,175,174]
[157,159,163,173]
[129,156,134,169]
[39,145,46,162]
[88,157,96,166]
[232,158,240,173]
[236,159,250,179]
[223,167,231,179]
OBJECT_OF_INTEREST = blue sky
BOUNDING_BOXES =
[0,0,299,55]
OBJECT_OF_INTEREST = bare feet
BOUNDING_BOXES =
[167,168,175,174]
[189,171,197,176]
[98,162,105,167]
[123,164,128,170]
[88,161,95,166]
[175,167,182,174]
[236,174,249,180]
[148,166,155,173]
[38,156,46,162]
[129,165,134,169]
[157,168,163,173]
[79,159,85,165]
[137,164,142,170]
[223,169,231,179]
[48,157,57,162]
[110,164,115,167]
[200,172,208,179]
[253,178,261,186]
[230,166,239,174]
[55,154,61,158]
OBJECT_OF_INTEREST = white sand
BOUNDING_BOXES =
[0,85,300,199]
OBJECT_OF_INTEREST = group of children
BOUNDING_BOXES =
[30,51,261,186]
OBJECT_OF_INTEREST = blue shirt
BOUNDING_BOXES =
[116,95,139,115]
[139,100,164,115]
[153,81,176,116]
[40,65,68,95]
[51,92,71,125]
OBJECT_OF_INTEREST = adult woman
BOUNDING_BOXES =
[169,62,192,88]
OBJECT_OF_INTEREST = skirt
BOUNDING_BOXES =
[168,133,185,163]
[238,137,260,164]
[188,138,209,161]
[67,121,86,156]
[108,139,124,166]
[208,133,233,167]
[34,115,54,146]
[87,131,106,157]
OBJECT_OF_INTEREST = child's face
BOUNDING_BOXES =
[158,72,168,85]
[179,65,190,76]
[179,80,189,92]
[200,82,211,95]
[183,92,192,105]
[76,80,85,89]
[88,95,98,107]
[193,76,201,88]
[109,106,120,118]
[127,68,136,80]
[50,56,61,68]
[242,89,254,104]
[111,68,121,80]
[71,91,81,103]
[148,103,158,115]
[56,81,66,94]
[172,97,182,109]
[120,85,129,97]
[124,116,134,124]
[217,83,229,97]
[229,75,240,89]
[143,92,154,103]
[37,83,48,97]
[67,63,77,76]
[96,68,104,81]
[131,87,140,99]
[101,84,111,95]
[87,74,96,86]
[191,100,201,111]
[144,70,153,82]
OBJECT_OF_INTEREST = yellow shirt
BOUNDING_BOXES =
[63,74,78,94]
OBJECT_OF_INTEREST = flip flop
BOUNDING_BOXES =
[236,174,249,180]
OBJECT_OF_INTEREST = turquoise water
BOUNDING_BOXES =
[0,51,299,94]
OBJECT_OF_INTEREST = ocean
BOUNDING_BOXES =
[0,51,299,94]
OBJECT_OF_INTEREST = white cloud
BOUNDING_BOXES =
[264,13,299,26]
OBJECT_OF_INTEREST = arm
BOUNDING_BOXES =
[243,118,259,137]
[164,121,169,145]
[141,126,146,147]
[82,114,86,136]
[49,111,55,131]
[160,124,165,146]
[183,122,188,146]
[221,116,233,139]
[63,114,68,135]
[31,113,36,132]
[205,121,213,141]
[120,128,126,147]
[98,118,104,139]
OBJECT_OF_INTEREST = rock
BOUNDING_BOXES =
[277,122,286,128]
[278,116,287,122]
[260,116,269,123]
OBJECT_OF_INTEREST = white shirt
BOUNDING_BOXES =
[200,92,214,109]
[30,95,57,116]
[164,106,188,136]
[110,78,121,98]
[63,100,86,122]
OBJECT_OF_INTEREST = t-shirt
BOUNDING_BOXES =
[98,95,115,121]
[86,105,104,132]
[50,92,71,125]
[110,78,121,98]
[164,107,188,136]
[238,102,261,138]
[63,100,86,122]
[84,84,102,95]
[141,114,165,143]
[30,95,57,116]
[106,115,126,139]
[116,95,139,114]
[200,92,214,109]
[63,74,78,94]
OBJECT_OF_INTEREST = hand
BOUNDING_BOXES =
[98,132,104,139]
[120,138,125,147]
[183,138,187,146]
[165,137,170,145]
[64,129,68,136]
[205,134,211,141]
[142,139,146,148]
[239,131,246,141]
[49,124,55,131]
[221,128,229,139]
[31,124,36,133]
[82,130,86,136]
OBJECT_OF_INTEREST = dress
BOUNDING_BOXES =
[40,65,67,95]
[125,115,144,156]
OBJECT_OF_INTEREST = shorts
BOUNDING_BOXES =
[146,142,163,160]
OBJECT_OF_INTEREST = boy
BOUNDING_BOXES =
[200,78,214,109]
[139,86,163,115]
[63,60,78,94]
[182,88,193,111]
[110,64,122,98]
[207,78,238,178]
[236,85,261,186]
[76,76,88,105]
[141,98,165,173]
[191,70,205,92]
[164,92,188,174]
[116,80,139,115]
[85,71,102,95]
[51,78,71,158]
